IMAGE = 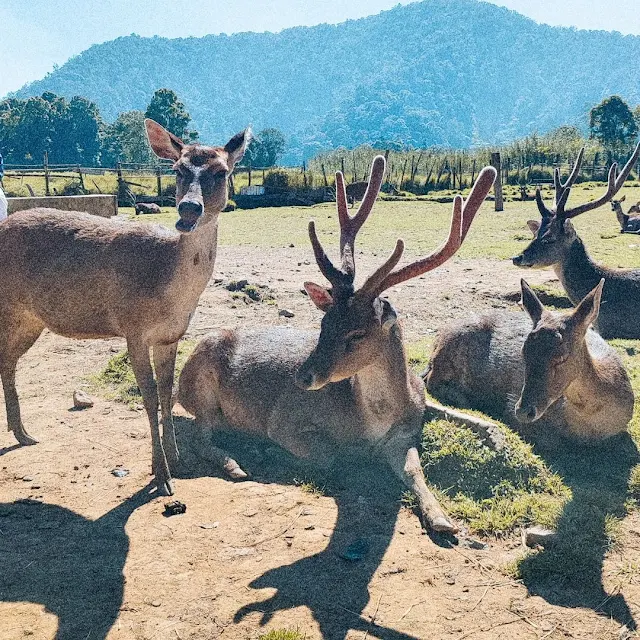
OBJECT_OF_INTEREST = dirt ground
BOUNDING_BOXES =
[1,245,639,640]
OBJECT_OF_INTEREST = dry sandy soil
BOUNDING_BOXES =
[1,245,639,640]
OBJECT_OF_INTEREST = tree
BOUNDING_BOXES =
[101,110,153,165]
[144,89,197,141]
[589,96,638,159]
[244,128,286,167]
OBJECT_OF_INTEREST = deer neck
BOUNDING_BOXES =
[562,340,625,430]
[173,213,220,296]
[352,323,414,431]
[553,237,606,307]
[614,204,626,228]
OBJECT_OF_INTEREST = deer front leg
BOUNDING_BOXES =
[127,338,173,496]
[2,364,38,446]
[383,432,457,534]
[153,342,179,470]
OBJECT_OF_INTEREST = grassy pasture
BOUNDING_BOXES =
[96,186,640,590]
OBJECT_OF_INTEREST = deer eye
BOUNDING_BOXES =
[345,331,367,350]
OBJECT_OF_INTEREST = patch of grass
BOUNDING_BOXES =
[420,419,569,535]
[258,630,306,640]
[226,279,276,304]
[405,337,434,374]
[93,340,196,406]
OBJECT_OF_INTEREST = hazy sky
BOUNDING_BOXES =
[2,0,640,97]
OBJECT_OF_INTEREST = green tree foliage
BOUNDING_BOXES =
[12,0,640,163]
[0,92,102,164]
[144,89,197,141]
[101,110,153,164]
[589,95,638,157]
[245,128,286,167]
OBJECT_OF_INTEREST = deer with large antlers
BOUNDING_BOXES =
[611,195,640,233]
[425,278,634,441]
[512,142,640,338]
[177,157,497,534]
[0,119,249,495]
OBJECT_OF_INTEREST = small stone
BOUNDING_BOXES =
[111,468,130,478]
[199,522,219,529]
[73,390,94,409]
[164,500,187,516]
[523,526,558,548]
[304,525,315,530]
[243,509,258,517]
[22,476,33,482]
[460,537,488,550]
[278,309,295,318]
[150,601,161,608]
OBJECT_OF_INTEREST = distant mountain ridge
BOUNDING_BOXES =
[11,0,640,163]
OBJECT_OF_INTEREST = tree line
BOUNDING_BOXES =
[0,88,287,168]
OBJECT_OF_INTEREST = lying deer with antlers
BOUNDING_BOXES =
[177,157,497,534]
[425,279,634,441]
[611,195,640,233]
[512,142,640,339]
[0,120,249,495]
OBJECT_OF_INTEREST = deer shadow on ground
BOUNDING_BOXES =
[517,429,639,631]
[0,485,153,640]
[175,416,448,640]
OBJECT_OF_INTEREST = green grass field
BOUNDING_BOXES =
[94,185,640,588]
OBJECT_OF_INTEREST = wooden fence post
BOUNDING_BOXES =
[156,166,162,199]
[77,164,85,191]
[491,152,503,212]
[44,151,50,196]
[321,164,328,187]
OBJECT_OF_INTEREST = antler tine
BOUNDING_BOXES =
[338,155,386,275]
[555,147,585,214]
[335,171,349,232]
[562,139,640,219]
[308,220,349,289]
[360,239,405,296]
[370,165,495,296]
[461,166,498,242]
[535,188,554,219]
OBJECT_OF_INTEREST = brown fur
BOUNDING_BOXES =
[135,202,162,215]
[426,280,634,441]
[0,119,249,495]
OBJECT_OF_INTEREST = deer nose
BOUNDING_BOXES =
[178,199,203,217]
[512,254,523,266]
[295,370,317,391]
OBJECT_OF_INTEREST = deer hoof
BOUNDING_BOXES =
[224,459,248,480]
[15,431,39,446]
[155,475,175,496]
[429,516,459,534]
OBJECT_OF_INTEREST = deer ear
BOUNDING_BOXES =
[304,281,334,312]
[145,119,184,161]
[620,195,626,203]
[526,220,540,236]
[225,128,251,167]
[571,278,604,332]
[379,298,398,331]
[520,279,544,326]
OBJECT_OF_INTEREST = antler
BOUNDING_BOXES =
[536,141,640,220]
[363,166,497,297]
[308,155,386,296]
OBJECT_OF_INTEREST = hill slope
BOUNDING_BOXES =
[12,0,640,162]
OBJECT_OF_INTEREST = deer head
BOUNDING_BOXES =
[512,142,640,268]
[145,120,250,233]
[514,278,604,424]
[294,157,497,391]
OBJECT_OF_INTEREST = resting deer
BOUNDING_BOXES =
[512,142,640,338]
[0,119,249,495]
[425,279,634,441]
[611,195,640,233]
[345,180,369,207]
[177,157,497,534]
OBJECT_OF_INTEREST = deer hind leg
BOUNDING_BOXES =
[382,430,457,534]
[153,342,179,470]
[0,316,44,446]
[127,337,173,496]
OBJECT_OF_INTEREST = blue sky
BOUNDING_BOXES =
[2,0,640,97]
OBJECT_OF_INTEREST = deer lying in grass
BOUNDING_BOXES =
[512,141,640,339]
[611,195,640,233]
[425,279,634,441]
[0,119,249,495]
[177,157,496,534]
[345,180,369,206]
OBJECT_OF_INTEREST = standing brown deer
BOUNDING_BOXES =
[0,119,249,495]
[512,142,640,338]
[177,156,497,534]
[611,195,640,233]
[425,279,634,441]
